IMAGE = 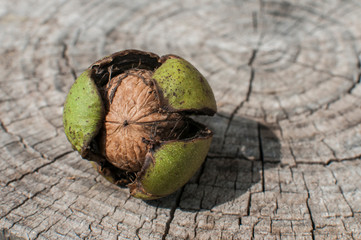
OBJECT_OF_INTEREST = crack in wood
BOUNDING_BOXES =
[31,134,58,149]
[2,179,60,227]
[321,138,337,159]
[135,222,145,240]
[5,150,73,187]
[3,120,54,159]
[348,52,361,93]
[33,218,62,240]
[0,120,10,135]
[61,42,77,81]
[302,173,316,240]
[7,208,40,232]
[220,24,264,151]
[330,170,355,218]
[251,219,261,239]
[246,192,252,216]
[294,156,361,167]
[221,64,256,151]
[357,53,361,83]
[192,212,199,239]
[257,123,265,192]
[248,50,258,67]
[161,187,184,240]
[252,11,258,32]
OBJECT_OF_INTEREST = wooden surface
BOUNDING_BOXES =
[1,0,361,239]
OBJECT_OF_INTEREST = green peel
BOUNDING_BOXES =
[153,58,217,114]
[130,136,212,199]
[63,70,104,156]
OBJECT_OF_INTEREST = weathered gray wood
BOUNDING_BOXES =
[1,0,361,239]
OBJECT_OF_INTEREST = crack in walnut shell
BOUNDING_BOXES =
[98,69,185,173]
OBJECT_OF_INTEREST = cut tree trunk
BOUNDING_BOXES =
[1,0,361,239]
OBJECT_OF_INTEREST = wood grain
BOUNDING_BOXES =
[1,0,361,239]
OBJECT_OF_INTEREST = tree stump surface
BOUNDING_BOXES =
[1,0,361,239]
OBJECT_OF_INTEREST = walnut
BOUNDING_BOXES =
[63,50,217,199]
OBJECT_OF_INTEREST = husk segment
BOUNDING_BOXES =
[129,121,213,200]
[63,70,104,157]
